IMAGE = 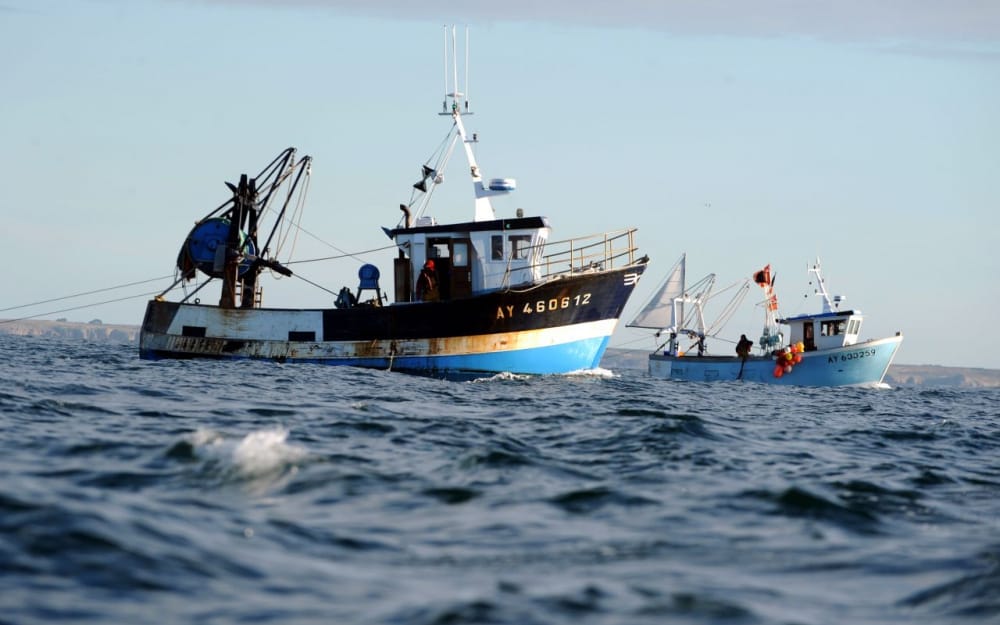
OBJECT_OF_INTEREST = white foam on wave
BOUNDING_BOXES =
[232,427,307,477]
[472,371,532,383]
[190,427,223,447]
[562,367,617,378]
[470,368,617,382]
[189,426,307,479]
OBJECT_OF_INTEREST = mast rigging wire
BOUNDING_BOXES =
[0,287,181,325]
[283,242,397,265]
[0,275,175,314]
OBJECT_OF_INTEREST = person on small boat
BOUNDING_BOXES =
[416,259,439,301]
[736,334,754,359]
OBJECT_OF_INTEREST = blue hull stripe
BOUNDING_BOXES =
[650,336,903,387]
[356,336,610,375]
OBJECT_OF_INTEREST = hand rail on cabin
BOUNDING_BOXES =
[537,228,638,278]
[488,229,639,288]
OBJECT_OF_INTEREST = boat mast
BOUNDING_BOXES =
[672,272,714,356]
[809,258,838,313]
[628,254,716,357]
[754,264,782,351]
[440,25,496,222]
[220,174,257,309]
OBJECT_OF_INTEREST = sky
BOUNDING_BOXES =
[1,0,998,368]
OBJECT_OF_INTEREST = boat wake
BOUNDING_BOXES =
[472,371,533,383]
[562,367,617,378]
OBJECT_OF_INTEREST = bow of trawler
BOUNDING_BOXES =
[138,27,648,379]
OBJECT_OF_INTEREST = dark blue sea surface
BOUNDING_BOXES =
[1,333,998,625]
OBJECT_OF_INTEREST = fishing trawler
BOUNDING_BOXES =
[138,28,648,379]
[628,255,902,387]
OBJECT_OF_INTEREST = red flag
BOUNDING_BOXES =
[754,265,771,286]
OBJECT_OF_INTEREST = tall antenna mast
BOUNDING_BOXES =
[451,26,459,102]
[434,25,497,221]
[440,26,472,113]
[810,258,839,313]
[464,26,470,111]
[442,25,448,111]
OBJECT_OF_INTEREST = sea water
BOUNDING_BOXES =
[1,333,997,624]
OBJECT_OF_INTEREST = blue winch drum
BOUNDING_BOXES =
[358,263,381,289]
[185,217,256,277]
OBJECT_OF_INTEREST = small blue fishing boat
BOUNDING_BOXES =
[138,28,648,378]
[628,255,903,387]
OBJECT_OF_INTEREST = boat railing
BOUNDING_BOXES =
[537,228,639,279]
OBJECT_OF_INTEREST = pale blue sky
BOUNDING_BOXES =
[2,1,998,368]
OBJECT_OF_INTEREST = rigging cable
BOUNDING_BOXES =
[705,280,752,338]
[407,124,459,225]
[0,275,175,316]
[284,243,398,266]
[256,154,310,262]
[178,276,213,304]
[0,285,183,325]
[291,271,339,297]
[425,123,456,173]
[274,166,311,264]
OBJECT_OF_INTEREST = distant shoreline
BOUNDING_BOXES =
[2,319,998,387]
[0,318,138,344]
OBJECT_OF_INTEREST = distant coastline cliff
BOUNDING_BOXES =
[0,319,138,344]
[1,321,997,388]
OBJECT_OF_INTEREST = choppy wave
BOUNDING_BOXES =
[1,334,998,624]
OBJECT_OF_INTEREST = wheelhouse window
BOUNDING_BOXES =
[453,242,468,267]
[430,241,450,260]
[509,235,532,260]
[491,235,503,261]
[821,319,847,336]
